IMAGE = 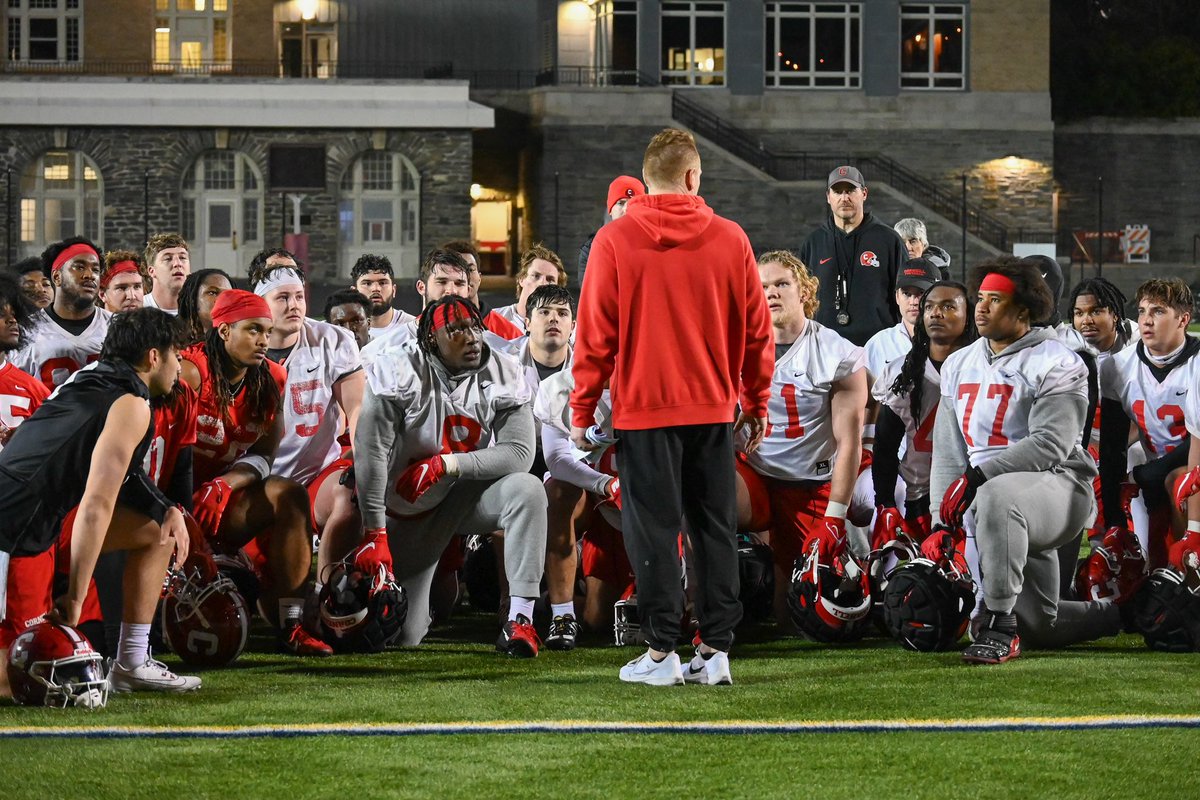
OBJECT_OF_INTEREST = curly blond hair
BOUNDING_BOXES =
[758,249,819,318]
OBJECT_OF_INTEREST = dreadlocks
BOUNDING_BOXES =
[179,268,231,345]
[890,280,977,422]
[202,324,280,424]
[417,296,485,360]
[1068,276,1131,350]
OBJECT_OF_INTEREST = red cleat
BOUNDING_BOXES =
[282,623,334,657]
[496,614,541,658]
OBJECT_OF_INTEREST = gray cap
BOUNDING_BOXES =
[827,165,865,189]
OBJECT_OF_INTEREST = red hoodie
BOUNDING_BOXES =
[571,193,773,431]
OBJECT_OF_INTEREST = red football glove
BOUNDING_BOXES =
[192,478,233,540]
[804,516,847,564]
[920,524,962,565]
[606,478,622,511]
[350,527,393,575]
[940,467,986,528]
[394,456,447,504]
[870,506,908,552]
[906,511,932,543]
[1173,467,1200,511]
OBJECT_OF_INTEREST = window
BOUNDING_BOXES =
[661,1,724,86]
[900,4,965,89]
[595,0,638,85]
[765,3,861,88]
[18,150,102,257]
[338,151,421,278]
[180,151,263,277]
[5,0,83,64]
[153,0,232,73]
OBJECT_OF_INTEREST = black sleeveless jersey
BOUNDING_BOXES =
[0,360,158,556]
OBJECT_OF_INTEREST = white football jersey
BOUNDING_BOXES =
[864,322,911,382]
[495,303,527,335]
[1102,344,1192,458]
[365,338,530,516]
[873,357,940,501]
[367,308,416,341]
[498,337,572,401]
[13,308,112,389]
[943,336,1089,467]
[746,320,864,481]
[142,293,179,315]
[272,319,363,485]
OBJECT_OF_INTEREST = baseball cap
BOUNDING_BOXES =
[827,165,865,190]
[606,176,645,214]
[896,257,939,293]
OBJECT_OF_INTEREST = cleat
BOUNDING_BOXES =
[684,649,732,685]
[282,623,334,657]
[619,651,683,686]
[545,614,580,652]
[496,614,541,658]
[109,654,201,693]
[961,628,1021,664]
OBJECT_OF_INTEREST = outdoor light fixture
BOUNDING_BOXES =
[298,0,318,21]
[470,183,483,200]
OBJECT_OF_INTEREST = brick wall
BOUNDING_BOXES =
[971,0,1050,93]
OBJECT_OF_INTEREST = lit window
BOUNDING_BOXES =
[661,1,725,86]
[594,0,638,85]
[900,3,965,89]
[152,0,231,72]
[18,150,103,255]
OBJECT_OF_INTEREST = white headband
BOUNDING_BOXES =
[253,267,305,297]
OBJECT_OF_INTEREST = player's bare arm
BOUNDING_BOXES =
[828,367,867,505]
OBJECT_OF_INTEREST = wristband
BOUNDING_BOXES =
[1188,520,1200,534]
[862,424,876,439]
[826,501,849,520]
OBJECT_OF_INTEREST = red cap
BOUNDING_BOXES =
[210,289,271,328]
[606,176,645,214]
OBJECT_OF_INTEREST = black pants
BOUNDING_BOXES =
[617,423,741,652]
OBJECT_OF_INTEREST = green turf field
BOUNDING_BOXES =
[1,612,1195,799]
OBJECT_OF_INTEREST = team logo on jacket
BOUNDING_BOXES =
[860,251,880,268]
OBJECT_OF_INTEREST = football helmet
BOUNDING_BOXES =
[613,594,645,646]
[1134,567,1200,652]
[213,550,262,611]
[462,533,501,612]
[882,557,977,652]
[317,560,407,653]
[786,534,872,643]
[736,534,775,623]
[7,622,108,709]
[1074,527,1147,603]
[161,567,250,668]
[866,519,921,629]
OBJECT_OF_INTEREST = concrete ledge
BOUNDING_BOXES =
[0,78,495,129]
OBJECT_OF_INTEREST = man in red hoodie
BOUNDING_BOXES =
[570,128,773,686]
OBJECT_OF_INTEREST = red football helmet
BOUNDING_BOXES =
[787,533,872,643]
[1075,527,1147,603]
[161,567,249,668]
[7,622,108,708]
[318,559,407,653]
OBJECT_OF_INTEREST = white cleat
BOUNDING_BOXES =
[619,651,684,686]
[109,655,201,693]
[684,650,733,685]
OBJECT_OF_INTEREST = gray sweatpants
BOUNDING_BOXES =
[974,470,1121,648]
[387,473,547,646]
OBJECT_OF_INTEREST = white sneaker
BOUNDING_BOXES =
[684,649,733,685]
[109,655,202,693]
[619,651,683,686]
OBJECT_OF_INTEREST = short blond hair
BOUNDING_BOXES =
[144,232,189,267]
[759,249,819,318]
[643,128,700,188]
[515,243,567,297]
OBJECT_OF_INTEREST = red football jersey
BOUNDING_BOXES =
[0,361,50,449]
[144,381,199,491]
[183,344,288,484]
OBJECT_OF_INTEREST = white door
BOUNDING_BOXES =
[204,199,239,274]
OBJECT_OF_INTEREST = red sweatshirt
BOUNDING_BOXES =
[571,193,773,431]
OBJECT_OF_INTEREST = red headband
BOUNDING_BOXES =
[428,301,472,333]
[99,260,140,290]
[51,243,99,274]
[979,273,1017,295]
[210,289,271,328]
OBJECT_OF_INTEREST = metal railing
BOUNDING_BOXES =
[1,59,660,88]
[671,92,1018,252]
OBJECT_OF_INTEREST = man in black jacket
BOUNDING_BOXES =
[799,166,908,346]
